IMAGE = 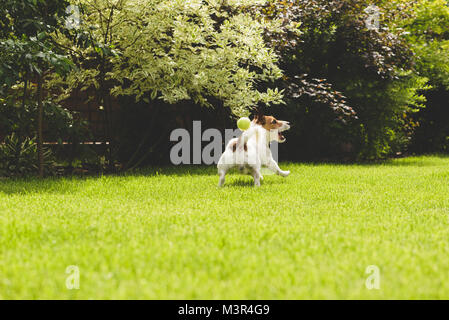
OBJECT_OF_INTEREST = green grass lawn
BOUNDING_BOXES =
[1,155,449,299]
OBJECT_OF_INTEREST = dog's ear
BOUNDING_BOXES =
[254,108,266,125]
[254,113,266,125]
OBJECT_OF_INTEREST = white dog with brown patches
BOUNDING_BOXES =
[217,114,291,187]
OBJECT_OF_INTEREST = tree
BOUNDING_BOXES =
[254,0,428,160]
[0,0,72,177]
[53,0,285,112]
[109,0,284,115]
[48,0,286,169]
[388,0,449,152]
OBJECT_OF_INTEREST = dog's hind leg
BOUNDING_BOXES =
[217,164,229,187]
[218,171,226,187]
[268,159,290,177]
[252,168,262,187]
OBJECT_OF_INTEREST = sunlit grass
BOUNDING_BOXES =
[1,155,449,299]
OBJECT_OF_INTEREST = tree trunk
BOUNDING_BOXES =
[99,62,115,172]
[22,72,28,108]
[37,75,44,178]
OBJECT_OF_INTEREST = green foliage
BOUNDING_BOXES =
[389,0,449,153]
[411,88,449,153]
[0,133,54,177]
[53,0,284,116]
[262,0,429,160]
[350,73,429,159]
[0,0,74,177]
[0,99,90,144]
[0,37,72,95]
[0,0,72,89]
[2,0,449,168]
[395,0,449,88]
[0,0,69,38]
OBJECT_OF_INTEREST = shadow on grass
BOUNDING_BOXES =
[127,165,217,177]
[0,171,285,195]
[225,178,256,188]
[1,155,448,195]
[0,166,218,195]
[0,176,95,195]
[297,154,449,168]
[292,154,449,167]
[380,154,449,167]
[223,175,284,188]
[0,165,224,195]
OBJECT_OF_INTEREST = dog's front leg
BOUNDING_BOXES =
[268,158,290,177]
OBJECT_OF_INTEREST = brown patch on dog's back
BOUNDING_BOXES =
[231,141,247,152]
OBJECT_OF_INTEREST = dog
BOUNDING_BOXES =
[217,114,291,187]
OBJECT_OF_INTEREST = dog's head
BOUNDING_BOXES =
[253,114,291,143]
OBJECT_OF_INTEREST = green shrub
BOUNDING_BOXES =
[393,0,449,153]
[0,133,54,177]
[0,99,90,144]
[0,99,92,174]
[261,0,429,160]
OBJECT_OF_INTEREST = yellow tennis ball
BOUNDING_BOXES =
[237,117,251,131]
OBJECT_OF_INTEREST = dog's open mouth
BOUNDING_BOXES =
[278,131,286,142]
[276,122,290,143]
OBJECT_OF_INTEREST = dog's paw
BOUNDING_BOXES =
[280,170,290,177]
